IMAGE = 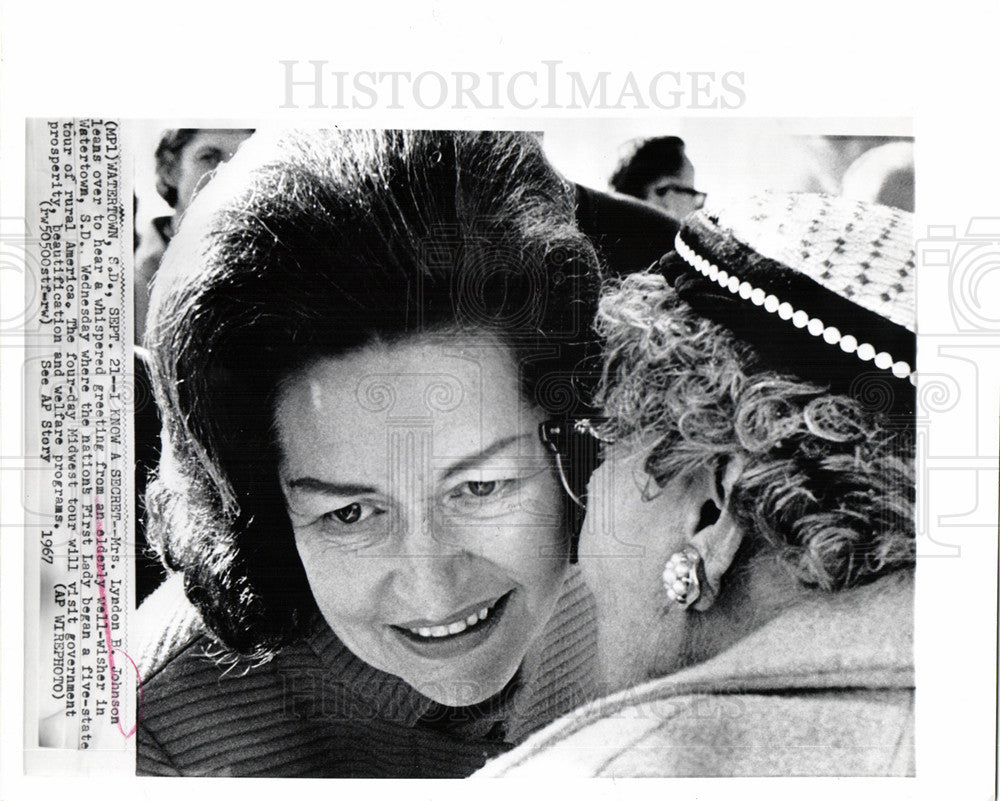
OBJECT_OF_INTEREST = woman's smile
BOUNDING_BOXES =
[390,590,514,659]
[394,589,510,638]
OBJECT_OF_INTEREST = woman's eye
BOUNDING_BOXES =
[325,502,373,525]
[442,478,522,520]
[446,479,519,509]
[195,148,223,166]
[305,501,387,549]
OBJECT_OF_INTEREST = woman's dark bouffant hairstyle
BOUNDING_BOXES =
[145,129,602,663]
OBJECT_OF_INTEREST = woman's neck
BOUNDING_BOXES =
[682,552,819,669]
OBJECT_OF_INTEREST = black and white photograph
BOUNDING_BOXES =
[125,123,916,777]
[1,3,998,800]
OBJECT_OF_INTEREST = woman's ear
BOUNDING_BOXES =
[688,455,746,612]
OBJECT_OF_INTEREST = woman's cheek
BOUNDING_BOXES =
[293,529,352,599]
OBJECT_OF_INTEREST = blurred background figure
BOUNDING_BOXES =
[154,129,256,219]
[841,140,915,212]
[800,135,914,212]
[134,128,253,339]
[609,136,706,221]
[541,122,912,224]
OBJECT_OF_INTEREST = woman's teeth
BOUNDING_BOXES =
[411,606,491,639]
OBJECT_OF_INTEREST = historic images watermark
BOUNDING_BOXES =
[278,61,747,111]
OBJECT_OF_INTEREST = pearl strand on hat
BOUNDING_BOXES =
[674,234,916,385]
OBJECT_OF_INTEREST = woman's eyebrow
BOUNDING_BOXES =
[284,477,380,497]
[440,433,534,480]
[284,434,535,497]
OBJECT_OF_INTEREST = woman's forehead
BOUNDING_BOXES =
[273,336,542,469]
[280,336,519,410]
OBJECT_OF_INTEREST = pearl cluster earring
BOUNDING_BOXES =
[662,545,703,609]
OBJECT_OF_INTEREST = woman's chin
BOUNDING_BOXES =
[413,667,516,708]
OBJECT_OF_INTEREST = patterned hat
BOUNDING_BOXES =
[658,192,915,414]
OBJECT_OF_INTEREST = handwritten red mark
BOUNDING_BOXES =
[95,499,144,737]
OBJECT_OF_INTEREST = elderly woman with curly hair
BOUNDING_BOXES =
[481,192,917,777]
[133,129,682,778]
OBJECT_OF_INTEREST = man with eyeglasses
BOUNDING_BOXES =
[610,136,706,221]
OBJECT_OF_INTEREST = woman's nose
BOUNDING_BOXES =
[397,504,467,555]
[386,507,477,613]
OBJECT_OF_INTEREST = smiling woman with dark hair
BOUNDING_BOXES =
[136,129,613,777]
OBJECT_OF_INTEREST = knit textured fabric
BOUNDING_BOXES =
[703,192,914,331]
[660,192,916,414]
[478,569,914,778]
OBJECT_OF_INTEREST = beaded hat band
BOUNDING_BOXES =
[658,192,916,415]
